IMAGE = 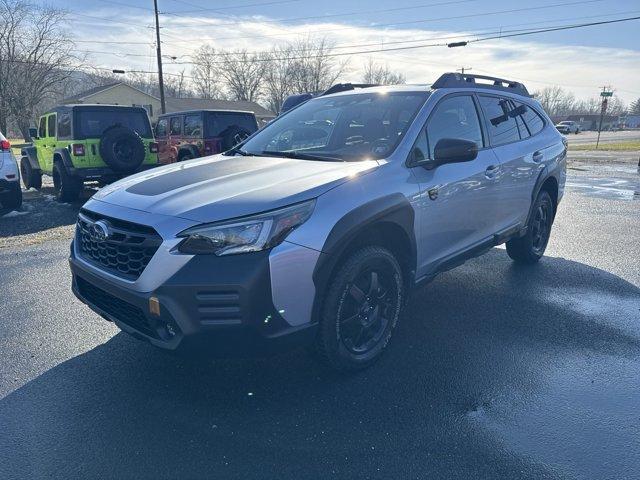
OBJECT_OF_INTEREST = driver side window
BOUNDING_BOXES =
[424,95,483,159]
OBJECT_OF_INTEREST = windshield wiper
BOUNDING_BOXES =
[259,150,344,162]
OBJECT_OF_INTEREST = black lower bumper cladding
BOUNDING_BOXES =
[70,243,316,357]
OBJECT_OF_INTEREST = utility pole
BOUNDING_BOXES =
[596,85,613,150]
[457,67,472,74]
[153,0,166,114]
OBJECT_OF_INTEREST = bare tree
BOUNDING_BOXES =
[192,45,222,99]
[0,0,78,139]
[630,98,640,115]
[217,50,265,102]
[362,58,406,85]
[289,37,345,94]
[535,86,576,116]
[262,45,297,112]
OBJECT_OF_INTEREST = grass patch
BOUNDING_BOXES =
[569,141,640,151]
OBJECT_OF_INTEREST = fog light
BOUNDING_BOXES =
[149,296,160,316]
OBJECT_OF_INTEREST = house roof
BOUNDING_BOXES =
[62,82,159,103]
[165,97,275,118]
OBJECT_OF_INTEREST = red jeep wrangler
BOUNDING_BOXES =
[155,109,259,164]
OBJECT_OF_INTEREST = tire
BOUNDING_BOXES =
[99,126,145,173]
[178,152,193,162]
[316,246,404,371]
[52,161,82,202]
[0,181,22,211]
[20,157,42,190]
[506,190,554,264]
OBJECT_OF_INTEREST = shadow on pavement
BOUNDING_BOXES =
[0,185,95,238]
[1,250,639,479]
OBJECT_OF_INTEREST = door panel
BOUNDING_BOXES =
[411,151,501,275]
[477,96,545,228]
[409,94,501,277]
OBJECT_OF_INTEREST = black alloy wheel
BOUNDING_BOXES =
[317,246,404,371]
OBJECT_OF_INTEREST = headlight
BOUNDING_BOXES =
[177,199,315,255]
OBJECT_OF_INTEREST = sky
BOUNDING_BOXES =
[56,0,640,103]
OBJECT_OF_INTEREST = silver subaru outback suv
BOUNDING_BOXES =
[70,73,566,370]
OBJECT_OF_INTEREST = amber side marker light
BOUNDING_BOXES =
[149,296,161,316]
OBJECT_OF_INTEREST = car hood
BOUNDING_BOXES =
[91,154,378,223]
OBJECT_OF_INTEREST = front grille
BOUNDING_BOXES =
[76,210,162,280]
[76,276,158,338]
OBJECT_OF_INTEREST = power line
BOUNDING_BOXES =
[152,0,608,43]
[157,15,640,66]
[67,9,640,47]
[161,0,482,27]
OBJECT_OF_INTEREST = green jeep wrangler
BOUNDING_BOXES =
[21,105,159,201]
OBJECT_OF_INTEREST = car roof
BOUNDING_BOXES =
[158,109,255,118]
[44,104,149,115]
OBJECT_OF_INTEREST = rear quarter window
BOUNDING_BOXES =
[58,113,72,138]
[518,102,545,136]
[184,114,203,137]
[479,95,521,146]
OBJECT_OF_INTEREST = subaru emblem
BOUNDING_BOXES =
[89,220,111,242]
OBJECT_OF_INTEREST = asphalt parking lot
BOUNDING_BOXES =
[0,158,639,479]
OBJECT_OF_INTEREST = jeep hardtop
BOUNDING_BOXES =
[21,104,158,201]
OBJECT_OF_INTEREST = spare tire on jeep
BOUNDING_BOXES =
[99,126,146,173]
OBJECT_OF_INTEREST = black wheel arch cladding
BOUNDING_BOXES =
[311,193,416,324]
[21,146,41,170]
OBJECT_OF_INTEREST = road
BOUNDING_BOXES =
[564,129,640,145]
[1,162,639,479]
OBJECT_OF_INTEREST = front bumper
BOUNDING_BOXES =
[69,162,158,180]
[70,242,317,357]
[0,178,19,194]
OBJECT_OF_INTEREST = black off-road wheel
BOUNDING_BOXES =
[20,157,42,190]
[0,181,22,211]
[506,190,554,264]
[52,161,82,203]
[316,246,404,371]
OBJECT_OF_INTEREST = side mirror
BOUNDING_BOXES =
[433,138,478,165]
[29,127,38,140]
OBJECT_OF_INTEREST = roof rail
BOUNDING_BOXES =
[320,83,379,96]
[432,72,530,97]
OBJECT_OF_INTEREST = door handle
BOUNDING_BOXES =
[485,165,499,178]
[533,151,544,163]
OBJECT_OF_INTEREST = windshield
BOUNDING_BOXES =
[74,108,153,139]
[238,91,428,161]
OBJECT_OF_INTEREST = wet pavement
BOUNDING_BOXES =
[566,163,640,201]
[0,164,639,479]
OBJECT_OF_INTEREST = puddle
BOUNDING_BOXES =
[566,176,640,201]
[469,356,640,480]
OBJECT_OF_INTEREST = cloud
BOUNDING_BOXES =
[68,9,640,102]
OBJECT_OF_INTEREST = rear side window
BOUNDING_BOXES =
[184,114,203,137]
[516,102,545,136]
[156,118,168,138]
[38,117,46,138]
[58,113,72,138]
[170,116,182,135]
[205,112,258,137]
[47,114,56,138]
[425,95,483,158]
[479,95,520,146]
